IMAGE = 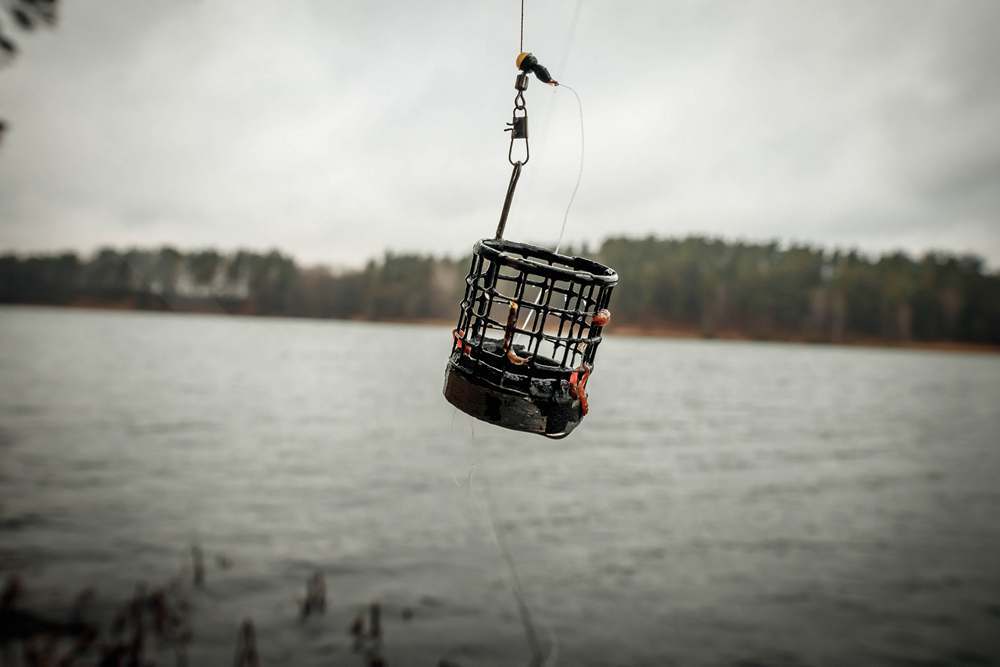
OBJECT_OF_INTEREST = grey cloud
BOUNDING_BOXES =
[1,0,998,266]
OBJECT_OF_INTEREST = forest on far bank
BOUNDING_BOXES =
[2,236,998,345]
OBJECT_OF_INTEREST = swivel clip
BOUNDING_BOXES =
[506,77,530,165]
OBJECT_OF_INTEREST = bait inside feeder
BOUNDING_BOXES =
[444,239,618,438]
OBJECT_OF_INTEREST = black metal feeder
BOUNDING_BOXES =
[444,239,618,438]
[443,52,618,437]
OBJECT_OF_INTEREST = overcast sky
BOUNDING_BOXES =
[1,0,998,267]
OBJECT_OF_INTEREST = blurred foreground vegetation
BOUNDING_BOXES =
[2,237,998,344]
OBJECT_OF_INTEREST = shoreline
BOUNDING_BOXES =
[607,323,1000,355]
[5,302,999,355]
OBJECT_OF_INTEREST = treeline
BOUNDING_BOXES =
[599,237,999,343]
[0,247,466,321]
[1,237,998,344]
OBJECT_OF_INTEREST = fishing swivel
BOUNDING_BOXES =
[505,52,558,167]
[506,76,529,166]
[497,52,559,239]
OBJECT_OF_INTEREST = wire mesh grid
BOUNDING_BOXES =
[450,239,617,396]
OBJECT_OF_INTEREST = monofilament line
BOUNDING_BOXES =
[520,0,525,53]
[521,83,585,336]
[552,84,584,256]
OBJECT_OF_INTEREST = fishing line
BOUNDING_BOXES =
[553,0,583,91]
[551,84,584,256]
[521,82,586,336]
[445,4,578,663]
[478,470,544,663]
[449,419,558,666]
[527,0,582,237]
[519,0,525,53]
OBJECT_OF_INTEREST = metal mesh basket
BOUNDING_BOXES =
[443,239,618,437]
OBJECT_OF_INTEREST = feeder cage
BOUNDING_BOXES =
[444,239,618,438]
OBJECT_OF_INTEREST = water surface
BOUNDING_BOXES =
[1,306,999,666]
